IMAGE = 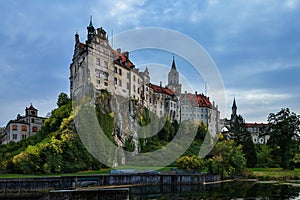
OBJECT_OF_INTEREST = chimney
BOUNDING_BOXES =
[117,48,121,53]
[195,91,197,96]
[160,81,162,87]
[123,51,129,59]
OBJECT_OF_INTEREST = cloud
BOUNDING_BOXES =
[224,88,293,122]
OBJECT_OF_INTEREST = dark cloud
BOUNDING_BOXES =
[1,0,300,125]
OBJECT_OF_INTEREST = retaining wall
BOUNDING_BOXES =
[0,173,220,198]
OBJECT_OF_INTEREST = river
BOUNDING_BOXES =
[1,181,300,199]
[129,181,300,199]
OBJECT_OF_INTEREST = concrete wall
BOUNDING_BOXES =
[0,173,220,197]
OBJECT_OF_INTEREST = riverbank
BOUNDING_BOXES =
[248,168,300,180]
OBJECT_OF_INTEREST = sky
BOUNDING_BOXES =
[0,0,300,126]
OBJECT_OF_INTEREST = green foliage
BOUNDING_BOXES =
[124,136,135,152]
[95,93,114,143]
[57,92,70,107]
[11,114,101,174]
[230,115,257,167]
[268,108,300,169]
[207,140,246,178]
[176,155,205,171]
[255,144,274,168]
[0,93,102,174]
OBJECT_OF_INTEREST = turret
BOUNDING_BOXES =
[87,16,95,43]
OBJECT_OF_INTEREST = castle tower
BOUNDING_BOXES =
[167,55,182,97]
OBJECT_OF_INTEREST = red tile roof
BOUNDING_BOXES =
[79,43,86,54]
[245,123,269,128]
[182,93,212,108]
[149,83,175,96]
[112,49,135,69]
[27,104,37,111]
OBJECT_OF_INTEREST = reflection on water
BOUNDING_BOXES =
[130,181,300,200]
[1,181,299,199]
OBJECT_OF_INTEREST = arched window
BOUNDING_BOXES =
[22,125,27,131]
[32,126,38,132]
[12,125,18,131]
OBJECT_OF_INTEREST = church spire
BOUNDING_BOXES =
[231,97,237,118]
[232,97,237,110]
[171,54,176,70]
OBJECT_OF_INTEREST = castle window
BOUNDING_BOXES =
[104,82,108,86]
[160,102,163,108]
[127,82,130,89]
[114,77,117,85]
[119,69,122,75]
[104,72,109,80]
[127,72,130,79]
[133,75,136,82]
[32,127,38,132]
[22,125,27,131]
[119,79,122,87]
[97,80,100,84]
[95,70,100,78]
[114,67,117,73]
[13,134,17,140]
[104,61,108,68]
[12,125,17,131]
[22,134,27,139]
[31,118,34,123]
[96,58,100,65]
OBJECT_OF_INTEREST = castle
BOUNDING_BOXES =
[69,18,220,135]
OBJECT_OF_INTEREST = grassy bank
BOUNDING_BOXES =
[249,168,300,180]
[0,166,174,179]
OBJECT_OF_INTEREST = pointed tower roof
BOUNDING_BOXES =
[232,98,237,109]
[88,16,93,28]
[171,54,176,70]
[27,103,37,111]
[87,16,95,34]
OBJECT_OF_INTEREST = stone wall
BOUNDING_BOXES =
[0,173,221,198]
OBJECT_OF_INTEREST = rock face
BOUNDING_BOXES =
[95,89,147,166]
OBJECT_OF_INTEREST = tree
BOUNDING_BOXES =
[57,92,70,107]
[268,108,300,169]
[230,115,257,167]
[207,140,246,178]
[255,144,273,167]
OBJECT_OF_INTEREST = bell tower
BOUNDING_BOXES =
[167,55,181,97]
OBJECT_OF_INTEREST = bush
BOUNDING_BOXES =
[176,156,205,171]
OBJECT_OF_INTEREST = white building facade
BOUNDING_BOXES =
[2,104,46,144]
[180,92,220,136]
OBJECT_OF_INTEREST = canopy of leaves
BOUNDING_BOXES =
[268,108,300,169]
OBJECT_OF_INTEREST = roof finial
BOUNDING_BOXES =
[171,53,176,70]
[90,15,93,26]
